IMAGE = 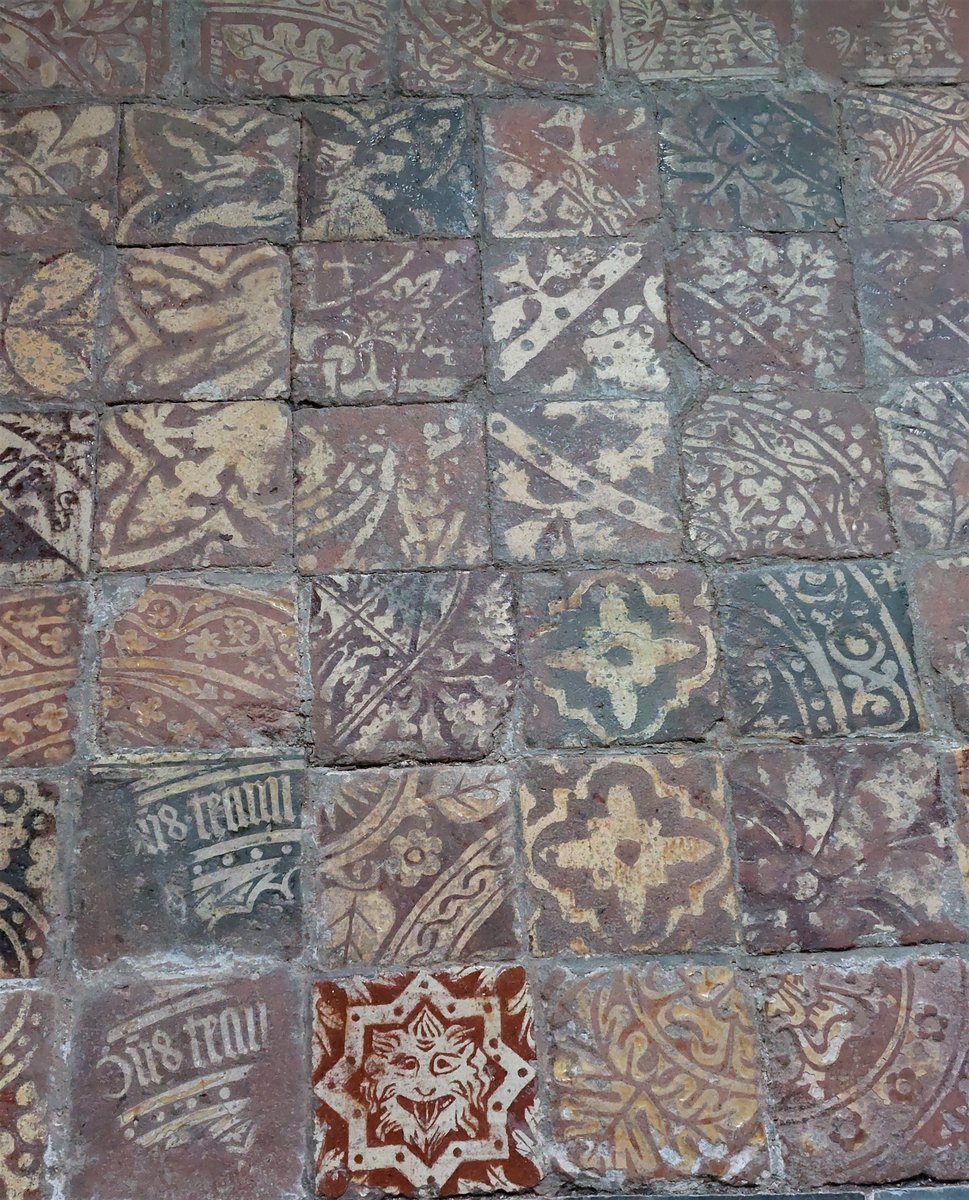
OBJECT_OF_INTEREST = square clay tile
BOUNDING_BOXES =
[759,956,969,1183]
[721,561,925,738]
[484,240,669,396]
[0,0,170,94]
[69,972,304,1200]
[668,233,864,388]
[75,751,304,965]
[483,102,659,237]
[913,555,969,732]
[0,410,95,583]
[98,580,300,751]
[682,391,894,560]
[199,0,388,96]
[546,964,769,1183]
[659,91,844,230]
[853,223,969,378]
[0,988,53,1200]
[520,753,737,955]
[605,0,792,80]
[96,402,293,571]
[295,404,488,572]
[0,585,83,766]
[877,378,969,550]
[301,101,476,241]
[310,570,515,766]
[521,567,720,748]
[951,747,969,891]
[0,105,118,251]
[488,399,681,564]
[313,967,541,1197]
[729,742,969,954]
[398,0,598,93]
[314,764,517,966]
[118,105,299,245]
[843,88,969,220]
[103,245,290,402]
[293,241,482,403]
[0,780,57,977]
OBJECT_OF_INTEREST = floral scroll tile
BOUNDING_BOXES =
[682,391,893,560]
[310,571,515,766]
[520,754,737,955]
[484,241,669,396]
[521,567,720,747]
[913,555,969,733]
[721,561,925,738]
[668,233,863,388]
[313,968,541,1197]
[98,581,300,751]
[0,781,57,977]
[547,965,769,1183]
[0,989,52,1200]
[314,765,516,966]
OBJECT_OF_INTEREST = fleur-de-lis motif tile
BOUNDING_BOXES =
[0,989,52,1200]
[0,780,57,977]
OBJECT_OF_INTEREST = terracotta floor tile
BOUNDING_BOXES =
[912,555,969,732]
[0,989,53,1199]
[0,780,57,977]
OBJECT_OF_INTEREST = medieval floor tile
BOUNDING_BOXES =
[912,555,969,733]
[721,561,924,738]
[0,586,83,766]
[302,101,475,241]
[313,967,540,1197]
[668,233,863,388]
[199,0,387,96]
[69,972,303,1200]
[488,399,681,564]
[483,102,659,237]
[310,571,515,767]
[682,391,893,560]
[659,91,844,231]
[398,0,598,93]
[0,988,53,1200]
[547,964,769,1183]
[98,581,300,751]
[853,223,969,378]
[295,404,488,572]
[0,780,57,977]
[729,742,968,954]
[878,378,969,550]
[118,105,299,245]
[96,402,293,571]
[952,747,969,897]
[0,410,95,583]
[521,566,720,748]
[520,753,737,955]
[844,88,969,220]
[484,240,669,396]
[0,105,118,251]
[293,241,482,403]
[75,752,303,965]
[314,764,516,966]
[104,245,290,402]
[760,955,969,1183]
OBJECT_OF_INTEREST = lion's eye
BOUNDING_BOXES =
[393,1054,419,1072]
[430,1054,460,1075]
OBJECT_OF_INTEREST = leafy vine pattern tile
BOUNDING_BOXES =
[0,780,57,977]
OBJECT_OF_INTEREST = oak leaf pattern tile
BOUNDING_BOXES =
[0,989,51,1200]
[0,781,57,977]
[912,555,969,732]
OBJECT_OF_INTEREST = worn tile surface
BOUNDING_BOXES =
[913,555,969,732]
[0,989,52,1200]
[0,780,57,977]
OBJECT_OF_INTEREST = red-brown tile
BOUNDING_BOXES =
[913,554,969,732]
[0,988,53,1200]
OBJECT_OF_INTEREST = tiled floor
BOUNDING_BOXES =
[1,2,968,1199]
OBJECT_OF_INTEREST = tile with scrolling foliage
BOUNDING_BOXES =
[483,103,659,237]
[0,781,57,978]
[912,555,969,732]
[0,586,82,767]
[118,105,299,245]
[293,241,482,402]
[485,241,669,396]
[97,402,292,571]
[760,956,969,1183]
[668,233,863,388]
[295,404,488,573]
[488,399,680,564]
[682,391,893,560]
[311,571,515,766]
[301,101,475,241]
[729,742,968,954]
[313,967,541,1197]
[521,567,720,748]
[315,764,516,966]
[722,562,924,738]
[0,989,52,1200]
[98,581,299,751]
[546,964,769,1183]
[520,754,737,955]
